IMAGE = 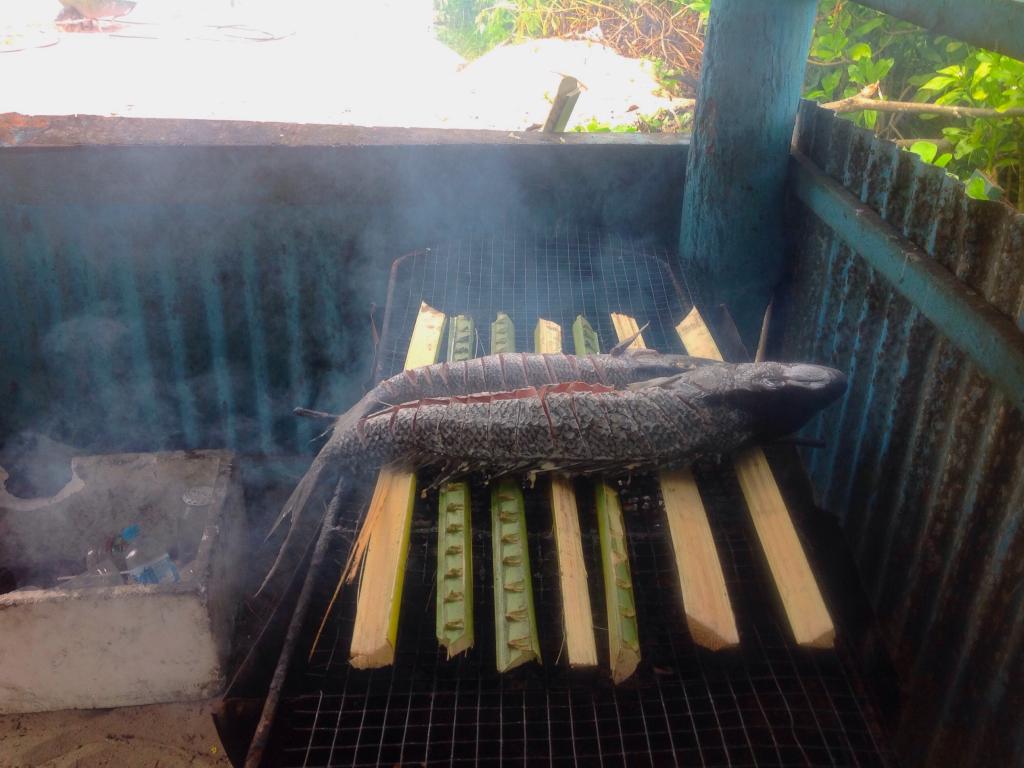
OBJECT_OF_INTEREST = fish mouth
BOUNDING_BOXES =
[784,364,847,392]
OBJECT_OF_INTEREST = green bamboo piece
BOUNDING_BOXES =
[489,312,540,671]
[437,481,473,657]
[437,314,475,658]
[491,481,541,671]
[447,313,476,364]
[595,482,641,683]
[575,314,641,683]
[490,312,516,355]
[572,315,601,356]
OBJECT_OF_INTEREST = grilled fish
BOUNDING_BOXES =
[328,361,846,477]
[256,353,844,599]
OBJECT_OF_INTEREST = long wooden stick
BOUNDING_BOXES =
[350,302,447,668]
[676,307,834,648]
[536,318,598,668]
[610,313,739,651]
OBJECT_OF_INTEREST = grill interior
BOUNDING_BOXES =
[262,230,894,766]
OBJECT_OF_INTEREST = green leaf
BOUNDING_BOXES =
[909,141,938,164]
[934,153,953,169]
[920,75,956,91]
[855,18,884,36]
[965,176,990,200]
[954,138,980,159]
[849,43,872,61]
[972,61,993,86]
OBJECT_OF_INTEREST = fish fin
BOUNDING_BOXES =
[625,373,688,391]
[267,398,371,538]
[608,323,650,356]
[256,457,333,598]
[266,452,326,540]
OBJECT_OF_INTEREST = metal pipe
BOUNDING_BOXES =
[853,0,1024,61]
[679,0,818,345]
[791,151,1024,414]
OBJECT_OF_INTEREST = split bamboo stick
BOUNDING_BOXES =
[611,313,739,651]
[595,481,641,683]
[491,480,541,671]
[675,307,834,648]
[574,314,641,681]
[436,314,475,658]
[490,313,540,670]
[536,317,598,668]
[350,302,447,668]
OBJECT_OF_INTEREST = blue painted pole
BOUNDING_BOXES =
[679,0,817,343]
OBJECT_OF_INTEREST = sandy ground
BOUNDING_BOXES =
[0,0,675,130]
[0,699,230,767]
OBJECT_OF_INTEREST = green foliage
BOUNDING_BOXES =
[916,51,1024,183]
[434,0,1023,207]
[573,117,639,133]
[571,108,690,133]
[675,0,710,24]
[908,141,952,169]
[434,0,556,58]
[804,1,1022,208]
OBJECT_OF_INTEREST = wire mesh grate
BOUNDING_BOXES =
[264,229,894,767]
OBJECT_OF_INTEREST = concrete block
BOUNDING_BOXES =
[0,450,246,713]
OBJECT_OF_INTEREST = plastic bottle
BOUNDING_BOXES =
[121,524,180,585]
[62,545,123,589]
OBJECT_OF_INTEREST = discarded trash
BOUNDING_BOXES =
[122,525,181,585]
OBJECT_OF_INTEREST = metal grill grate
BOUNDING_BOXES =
[264,229,894,767]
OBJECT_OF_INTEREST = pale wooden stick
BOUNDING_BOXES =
[676,307,834,648]
[612,313,739,650]
[349,302,447,668]
[535,318,598,668]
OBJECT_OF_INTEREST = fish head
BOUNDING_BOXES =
[698,361,847,439]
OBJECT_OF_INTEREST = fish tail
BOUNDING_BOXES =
[255,455,333,598]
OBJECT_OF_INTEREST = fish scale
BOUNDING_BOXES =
[367,350,702,422]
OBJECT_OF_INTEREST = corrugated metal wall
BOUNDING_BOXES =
[0,135,687,457]
[783,101,1024,768]
[0,203,373,456]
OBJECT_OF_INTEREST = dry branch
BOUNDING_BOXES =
[824,95,1024,119]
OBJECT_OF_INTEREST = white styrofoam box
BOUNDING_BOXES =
[0,450,246,713]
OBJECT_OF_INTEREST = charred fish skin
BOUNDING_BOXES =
[334,362,846,477]
[351,350,709,423]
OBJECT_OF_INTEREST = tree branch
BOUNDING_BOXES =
[824,95,1024,119]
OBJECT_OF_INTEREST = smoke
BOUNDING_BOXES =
[0,127,685,638]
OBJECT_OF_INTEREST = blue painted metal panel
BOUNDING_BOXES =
[0,135,689,457]
[791,154,1024,414]
[0,203,377,456]
[783,101,1024,768]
